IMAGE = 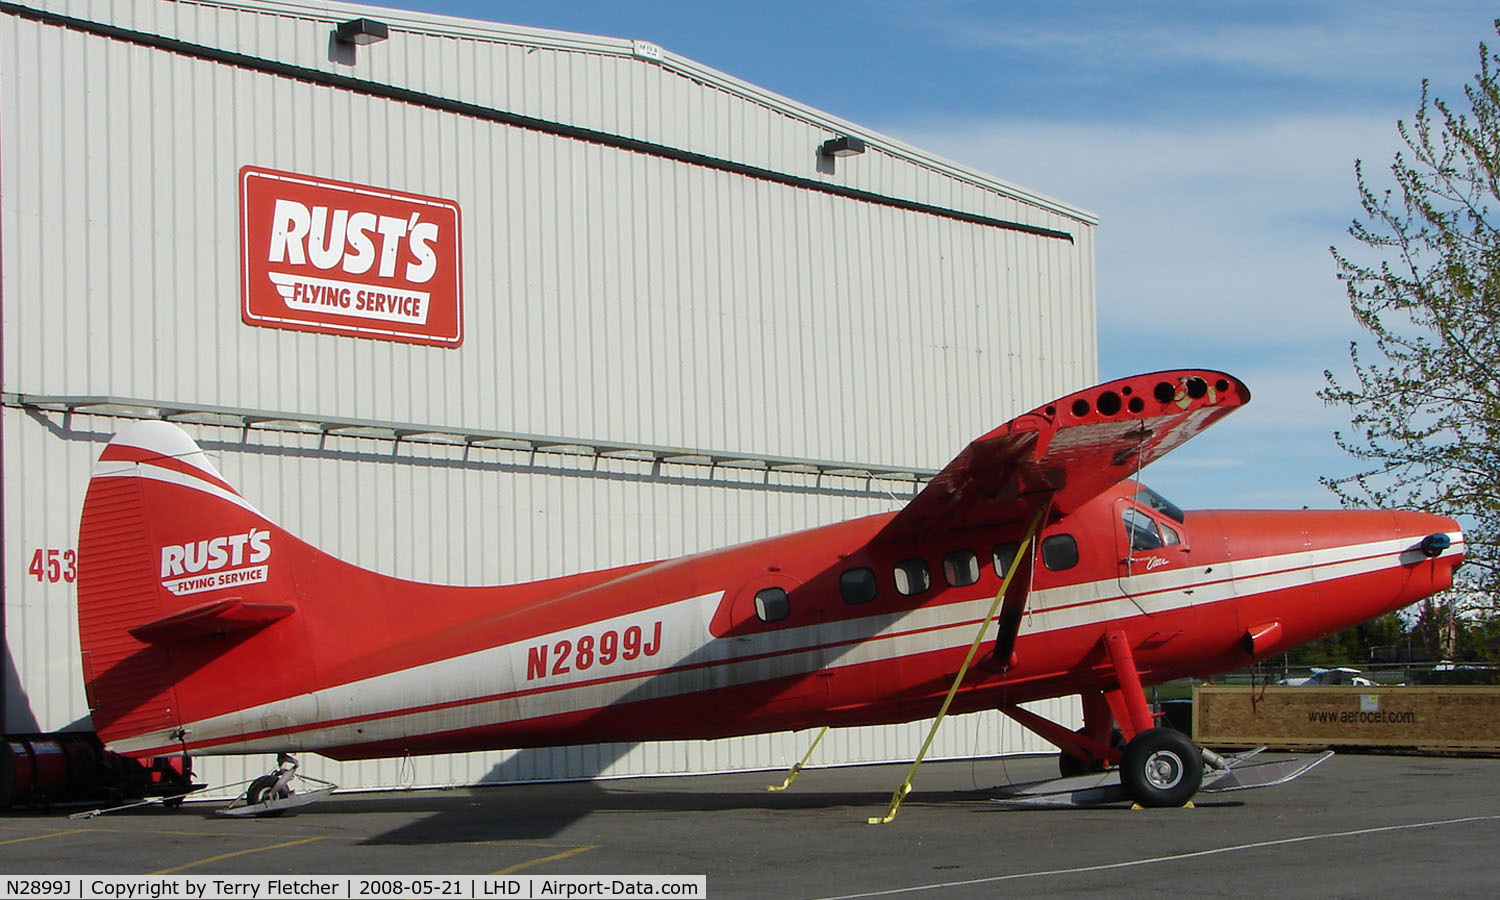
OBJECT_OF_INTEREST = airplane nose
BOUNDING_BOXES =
[1207,506,1463,663]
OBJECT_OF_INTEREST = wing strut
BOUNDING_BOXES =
[867,506,1047,826]
[987,532,1039,670]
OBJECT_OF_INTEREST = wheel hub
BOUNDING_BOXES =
[1144,750,1184,789]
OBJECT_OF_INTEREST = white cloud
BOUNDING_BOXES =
[889,111,1409,346]
[918,3,1491,91]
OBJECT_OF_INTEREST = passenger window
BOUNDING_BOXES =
[993,542,1020,578]
[840,567,878,605]
[1123,508,1163,552]
[1041,534,1078,571]
[755,587,790,622]
[893,559,931,596]
[943,550,980,587]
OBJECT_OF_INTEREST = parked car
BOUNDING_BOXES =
[1277,667,1376,686]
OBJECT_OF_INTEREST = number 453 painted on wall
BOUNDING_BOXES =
[28,548,76,584]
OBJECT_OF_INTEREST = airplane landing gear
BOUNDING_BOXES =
[244,774,292,808]
[242,753,297,816]
[1119,727,1202,808]
[1002,629,1210,807]
[218,753,336,818]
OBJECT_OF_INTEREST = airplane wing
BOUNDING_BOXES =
[878,369,1250,542]
[878,369,1248,670]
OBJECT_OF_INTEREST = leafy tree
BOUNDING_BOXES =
[1466,617,1500,662]
[1322,22,1500,603]
[1283,613,1406,667]
[1409,597,1500,662]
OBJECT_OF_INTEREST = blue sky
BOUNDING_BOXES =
[370,0,1496,510]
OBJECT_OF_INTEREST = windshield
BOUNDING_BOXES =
[1134,487,1185,523]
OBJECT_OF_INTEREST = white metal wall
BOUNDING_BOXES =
[1,0,1095,792]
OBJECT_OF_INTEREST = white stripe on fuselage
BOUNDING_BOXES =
[112,533,1462,754]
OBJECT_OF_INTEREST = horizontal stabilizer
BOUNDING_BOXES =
[128,597,296,644]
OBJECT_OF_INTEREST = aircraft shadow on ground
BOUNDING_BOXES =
[344,779,1003,845]
[312,779,1241,845]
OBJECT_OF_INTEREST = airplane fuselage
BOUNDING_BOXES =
[76,371,1464,781]
[105,480,1459,760]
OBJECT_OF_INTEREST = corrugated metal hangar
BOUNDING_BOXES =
[1,0,1098,798]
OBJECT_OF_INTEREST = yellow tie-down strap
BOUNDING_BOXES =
[868,506,1045,825]
[766,726,829,792]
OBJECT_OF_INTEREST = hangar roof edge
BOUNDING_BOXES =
[157,0,1099,227]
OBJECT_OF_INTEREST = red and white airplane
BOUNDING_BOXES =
[76,369,1463,810]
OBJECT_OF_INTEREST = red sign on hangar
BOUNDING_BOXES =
[240,166,463,347]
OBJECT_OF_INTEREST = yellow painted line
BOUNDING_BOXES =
[1,821,312,841]
[102,828,306,839]
[0,829,90,846]
[151,836,327,874]
[491,844,599,875]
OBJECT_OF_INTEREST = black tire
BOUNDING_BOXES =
[1120,727,1202,808]
[1057,727,1124,778]
[246,774,291,816]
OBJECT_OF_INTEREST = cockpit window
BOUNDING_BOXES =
[1160,521,1181,546]
[1134,487,1184,524]
[1123,507,1164,552]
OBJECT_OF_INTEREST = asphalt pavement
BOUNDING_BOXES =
[2,752,1497,899]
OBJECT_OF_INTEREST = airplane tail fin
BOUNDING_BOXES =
[77,422,305,756]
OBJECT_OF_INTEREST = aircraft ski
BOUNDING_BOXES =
[73,369,1464,813]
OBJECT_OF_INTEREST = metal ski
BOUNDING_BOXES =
[991,748,1331,808]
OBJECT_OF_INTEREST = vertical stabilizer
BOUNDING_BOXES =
[77,422,299,755]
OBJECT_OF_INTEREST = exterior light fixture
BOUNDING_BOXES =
[820,136,867,158]
[335,18,389,45]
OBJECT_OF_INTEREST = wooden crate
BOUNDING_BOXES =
[1192,685,1500,754]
